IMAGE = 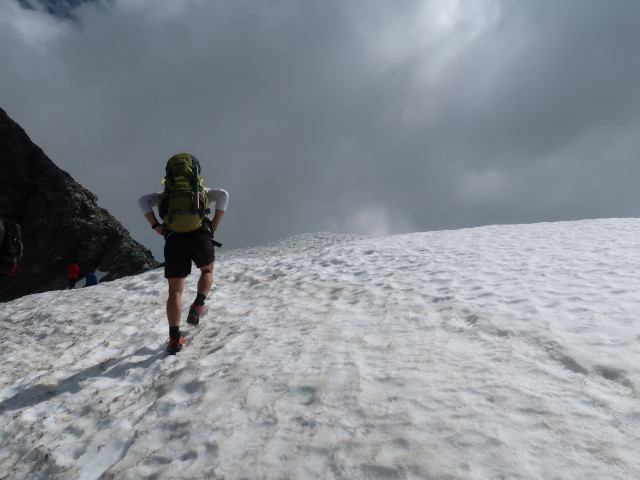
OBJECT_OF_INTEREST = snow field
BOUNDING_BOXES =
[1,220,640,479]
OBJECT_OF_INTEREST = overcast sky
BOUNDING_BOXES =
[2,0,640,260]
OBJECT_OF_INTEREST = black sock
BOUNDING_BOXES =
[169,326,181,340]
[194,293,206,306]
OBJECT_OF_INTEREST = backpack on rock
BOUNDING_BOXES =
[0,217,23,276]
[158,153,210,233]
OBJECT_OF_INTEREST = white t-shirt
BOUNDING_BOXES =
[138,188,229,215]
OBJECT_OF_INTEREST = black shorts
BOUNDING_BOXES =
[164,229,216,279]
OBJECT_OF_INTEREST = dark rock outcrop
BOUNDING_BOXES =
[0,106,159,301]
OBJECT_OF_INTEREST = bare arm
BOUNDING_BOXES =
[210,209,225,231]
[144,211,165,236]
[139,193,164,235]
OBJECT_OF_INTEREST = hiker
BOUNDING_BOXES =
[138,153,229,355]
[67,262,80,289]
[84,268,98,287]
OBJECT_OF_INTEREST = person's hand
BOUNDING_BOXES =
[153,224,165,236]
[204,216,216,231]
[208,210,224,231]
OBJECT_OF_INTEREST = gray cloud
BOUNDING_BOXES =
[2,0,640,260]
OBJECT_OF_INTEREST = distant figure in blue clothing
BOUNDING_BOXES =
[84,268,98,287]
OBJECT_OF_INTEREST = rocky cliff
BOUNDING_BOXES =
[0,107,159,301]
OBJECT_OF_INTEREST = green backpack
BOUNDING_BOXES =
[158,153,210,233]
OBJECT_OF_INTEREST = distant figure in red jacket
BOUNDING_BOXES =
[67,262,80,289]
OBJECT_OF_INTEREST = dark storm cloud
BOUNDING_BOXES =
[2,0,640,259]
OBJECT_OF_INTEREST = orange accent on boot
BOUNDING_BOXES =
[167,336,184,353]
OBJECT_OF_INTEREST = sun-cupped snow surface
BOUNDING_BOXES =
[2,219,640,479]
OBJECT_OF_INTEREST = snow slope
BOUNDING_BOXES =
[1,219,640,479]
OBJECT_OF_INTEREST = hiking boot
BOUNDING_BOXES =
[187,303,204,325]
[167,336,184,355]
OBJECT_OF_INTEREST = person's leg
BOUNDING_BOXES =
[163,233,191,353]
[164,232,191,325]
[166,277,185,353]
[187,231,217,325]
[186,264,212,326]
[166,277,185,328]
[192,231,216,298]
[197,263,214,297]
